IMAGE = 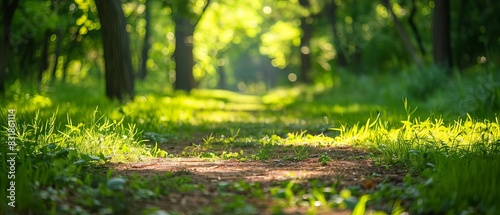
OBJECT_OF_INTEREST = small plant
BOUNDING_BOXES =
[220,150,243,159]
[202,133,215,145]
[318,153,332,166]
[228,128,240,141]
[3,72,500,214]
[253,145,272,160]
[293,145,310,160]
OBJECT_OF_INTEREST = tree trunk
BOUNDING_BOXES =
[62,31,80,83]
[171,0,211,92]
[455,0,466,70]
[173,16,196,92]
[38,30,51,84]
[50,0,62,82]
[382,0,423,69]
[51,28,63,81]
[20,38,36,77]
[261,56,277,89]
[137,0,151,81]
[0,0,20,95]
[326,0,348,67]
[299,17,312,83]
[432,0,452,72]
[408,0,426,55]
[299,0,312,83]
[95,0,135,102]
[217,63,226,90]
[216,52,226,89]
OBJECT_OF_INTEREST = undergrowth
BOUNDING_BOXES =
[0,68,499,214]
[330,100,500,214]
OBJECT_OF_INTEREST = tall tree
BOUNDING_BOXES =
[50,0,63,82]
[325,0,347,67]
[171,0,211,92]
[137,0,151,81]
[95,0,135,101]
[0,0,20,95]
[432,0,451,72]
[454,1,499,70]
[173,15,196,92]
[408,0,426,56]
[382,0,423,69]
[298,0,312,83]
[39,31,51,83]
[217,60,226,90]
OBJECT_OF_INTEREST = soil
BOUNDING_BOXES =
[109,142,407,214]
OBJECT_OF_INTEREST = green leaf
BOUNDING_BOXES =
[46,144,57,150]
[88,155,101,161]
[73,159,86,165]
[352,194,371,215]
[107,177,127,190]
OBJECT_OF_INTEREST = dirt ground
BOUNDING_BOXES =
[110,143,407,214]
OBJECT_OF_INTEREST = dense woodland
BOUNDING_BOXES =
[1,0,498,97]
[1,0,500,214]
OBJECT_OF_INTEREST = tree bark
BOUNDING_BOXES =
[173,16,196,92]
[137,0,151,81]
[95,0,135,102]
[0,0,20,95]
[432,0,452,72]
[172,0,211,92]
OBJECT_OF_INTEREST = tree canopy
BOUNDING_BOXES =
[0,0,498,94]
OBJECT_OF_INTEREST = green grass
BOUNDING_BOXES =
[330,111,500,214]
[1,69,499,214]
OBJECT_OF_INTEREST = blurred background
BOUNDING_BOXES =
[0,0,499,103]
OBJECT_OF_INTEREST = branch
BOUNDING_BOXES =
[382,0,423,69]
[201,0,211,15]
[194,0,211,26]
[408,0,426,55]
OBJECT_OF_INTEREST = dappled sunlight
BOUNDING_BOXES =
[295,103,381,118]
[1,0,499,213]
[111,157,380,184]
[9,94,54,113]
[191,89,262,104]
[3,79,500,214]
[262,86,305,107]
[334,114,500,152]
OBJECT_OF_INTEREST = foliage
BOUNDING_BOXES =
[331,103,500,214]
[2,68,500,213]
[1,0,500,213]
[0,104,164,213]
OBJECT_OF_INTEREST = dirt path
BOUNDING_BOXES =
[113,147,401,185]
[110,146,406,214]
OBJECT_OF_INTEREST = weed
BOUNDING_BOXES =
[2,71,500,214]
[330,107,500,214]
[253,145,273,160]
[293,145,310,160]
[318,153,332,166]
[202,133,216,145]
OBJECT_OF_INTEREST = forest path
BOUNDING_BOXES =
[110,143,406,214]
[107,93,406,214]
